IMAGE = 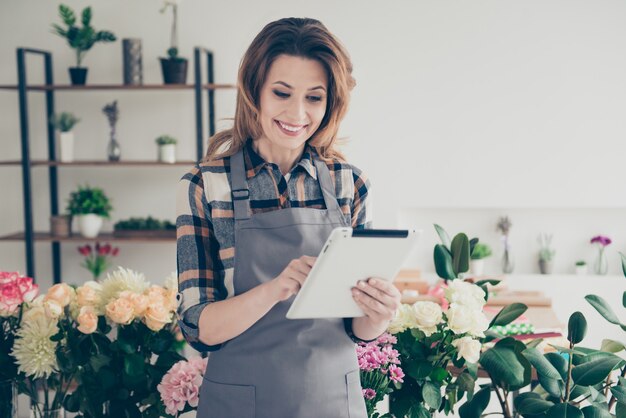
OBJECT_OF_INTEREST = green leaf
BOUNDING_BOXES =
[475,279,502,287]
[409,403,431,418]
[479,338,532,391]
[515,393,554,415]
[585,295,622,326]
[430,367,449,383]
[434,224,451,249]
[434,244,456,280]
[611,386,626,404]
[623,291,626,309]
[617,402,626,418]
[572,356,623,386]
[459,386,490,418]
[581,405,612,418]
[124,353,146,377]
[422,381,442,410]
[406,361,433,380]
[489,303,528,328]
[539,374,565,399]
[456,373,476,399]
[601,339,625,353]
[568,311,587,344]
[523,348,562,380]
[546,403,584,418]
[621,252,626,278]
[451,233,470,275]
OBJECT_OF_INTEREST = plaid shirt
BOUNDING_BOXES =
[176,140,372,351]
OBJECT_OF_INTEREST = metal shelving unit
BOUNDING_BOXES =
[1,46,235,284]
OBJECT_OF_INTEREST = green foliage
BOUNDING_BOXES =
[51,4,116,67]
[433,225,472,281]
[575,260,587,266]
[51,112,80,132]
[470,243,492,260]
[114,216,175,231]
[538,232,556,261]
[155,135,178,145]
[66,184,113,218]
[567,312,587,345]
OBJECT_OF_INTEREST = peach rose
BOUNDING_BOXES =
[119,291,149,317]
[77,306,98,334]
[43,299,63,319]
[144,304,172,331]
[105,297,134,325]
[45,283,74,307]
[76,282,100,307]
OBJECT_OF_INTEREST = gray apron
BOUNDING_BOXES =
[196,148,368,418]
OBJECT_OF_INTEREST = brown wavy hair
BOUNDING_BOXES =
[203,17,356,163]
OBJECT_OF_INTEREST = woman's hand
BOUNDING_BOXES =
[351,278,401,336]
[269,256,317,302]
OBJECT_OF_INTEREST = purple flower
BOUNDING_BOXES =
[362,388,377,400]
[590,235,612,247]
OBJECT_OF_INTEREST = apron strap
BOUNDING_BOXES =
[313,157,342,213]
[230,149,251,221]
[230,146,343,220]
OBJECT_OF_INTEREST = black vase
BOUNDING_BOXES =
[69,67,88,85]
[160,58,188,84]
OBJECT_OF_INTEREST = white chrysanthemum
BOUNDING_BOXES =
[11,313,59,378]
[162,271,178,291]
[98,267,150,310]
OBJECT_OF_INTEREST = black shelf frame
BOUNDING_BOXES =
[7,46,220,284]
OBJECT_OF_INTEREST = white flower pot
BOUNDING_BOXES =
[158,144,176,163]
[76,214,103,238]
[58,131,74,162]
[469,259,485,276]
[575,265,587,275]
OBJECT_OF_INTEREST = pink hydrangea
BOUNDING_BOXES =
[0,272,38,317]
[158,357,208,416]
[362,388,377,400]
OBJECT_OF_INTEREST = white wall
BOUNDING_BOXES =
[1,1,626,291]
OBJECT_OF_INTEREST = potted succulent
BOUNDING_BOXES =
[159,0,188,84]
[155,135,177,163]
[537,232,555,274]
[574,259,587,275]
[51,112,80,162]
[66,185,113,238]
[51,4,116,85]
[469,242,492,276]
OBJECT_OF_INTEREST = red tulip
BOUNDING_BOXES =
[78,245,92,256]
[112,247,119,256]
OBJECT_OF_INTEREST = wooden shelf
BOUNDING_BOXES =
[0,83,236,91]
[0,231,176,242]
[0,160,198,167]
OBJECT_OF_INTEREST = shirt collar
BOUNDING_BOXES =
[243,140,318,180]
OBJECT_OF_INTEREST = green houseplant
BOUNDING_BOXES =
[155,135,178,163]
[66,185,113,238]
[51,112,80,162]
[469,242,492,277]
[538,233,556,274]
[159,1,188,84]
[51,4,116,85]
[113,216,176,238]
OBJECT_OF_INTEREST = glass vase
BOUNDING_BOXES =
[501,248,514,274]
[0,379,18,418]
[593,247,608,275]
[107,128,121,161]
[29,406,65,418]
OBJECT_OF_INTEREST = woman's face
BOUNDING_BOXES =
[257,54,328,154]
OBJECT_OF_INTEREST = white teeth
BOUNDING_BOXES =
[278,121,305,132]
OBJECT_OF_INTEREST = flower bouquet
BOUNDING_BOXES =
[357,333,404,417]
[590,235,611,275]
[78,242,119,279]
[158,356,208,417]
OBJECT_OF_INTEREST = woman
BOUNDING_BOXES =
[176,17,401,418]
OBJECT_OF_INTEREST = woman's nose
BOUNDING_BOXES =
[286,99,307,121]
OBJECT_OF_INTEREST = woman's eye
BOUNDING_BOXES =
[273,90,290,98]
[307,96,323,102]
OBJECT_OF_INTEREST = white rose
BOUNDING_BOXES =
[388,304,418,334]
[43,299,63,319]
[447,304,489,338]
[412,301,443,336]
[445,280,486,308]
[452,336,482,364]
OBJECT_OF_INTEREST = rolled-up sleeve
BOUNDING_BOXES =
[176,166,223,352]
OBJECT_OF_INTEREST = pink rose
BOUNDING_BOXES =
[16,276,38,302]
[0,281,22,316]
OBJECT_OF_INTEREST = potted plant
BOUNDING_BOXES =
[159,0,188,84]
[113,216,176,238]
[66,185,113,238]
[155,135,178,163]
[537,232,555,274]
[102,100,121,161]
[469,242,492,276]
[51,4,116,85]
[574,259,587,275]
[51,112,80,162]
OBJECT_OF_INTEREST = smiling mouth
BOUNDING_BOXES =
[275,120,308,133]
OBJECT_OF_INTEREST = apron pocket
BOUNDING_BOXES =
[345,370,367,418]
[198,378,255,418]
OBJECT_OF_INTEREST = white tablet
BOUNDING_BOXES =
[286,227,422,319]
